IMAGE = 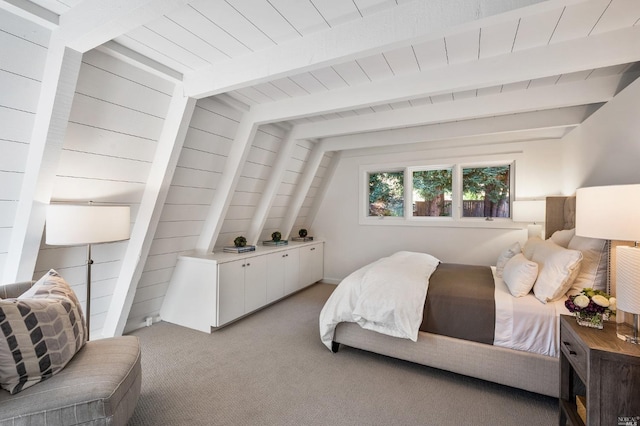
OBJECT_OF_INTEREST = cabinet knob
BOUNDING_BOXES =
[246,263,250,267]
[311,247,315,251]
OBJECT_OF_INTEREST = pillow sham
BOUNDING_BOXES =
[0,270,87,394]
[549,229,576,248]
[503,253,539,297]
[566,235,608,294]
[495,242,521,278]
[529,239,583,303]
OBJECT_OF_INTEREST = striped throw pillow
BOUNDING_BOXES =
[0,270,87,394]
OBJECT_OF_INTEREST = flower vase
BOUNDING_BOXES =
[575,312,604,329]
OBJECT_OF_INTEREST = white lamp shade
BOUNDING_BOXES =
[512,200,546,223]
[617,246,640,315]
[576,184,640,240]
[46,204,130,246]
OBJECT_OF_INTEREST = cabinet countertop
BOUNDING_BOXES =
[180,240,323,262]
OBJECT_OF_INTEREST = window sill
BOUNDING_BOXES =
[359,217,523,230]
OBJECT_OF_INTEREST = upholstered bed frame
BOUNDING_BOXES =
[332,196,576,398]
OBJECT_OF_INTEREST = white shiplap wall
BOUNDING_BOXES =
[124,97,241,332]
[0,10,50,279]
[34,49,174,337]
[218,123,284,247]
[292,150,334,233]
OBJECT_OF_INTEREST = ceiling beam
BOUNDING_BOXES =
[292,75,618,140]
[250,25,640,124]
[320,105,593,152]
[97,41,183,83]
[0,0,58,28]
[102,84,196,338]
[58,0,192,52]
[2,39,82,283]
[183,0,565,98]
[195,114,258,254]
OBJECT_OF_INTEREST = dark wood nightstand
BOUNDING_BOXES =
[559,315,640,425]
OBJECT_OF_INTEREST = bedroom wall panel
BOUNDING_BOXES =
[312,137,564,283]
[0,10,49,280]
[124,97,241,333]
[561,76,640,192]
[292,150,333,233]
[215,124,285,248]
[31,48,172,337]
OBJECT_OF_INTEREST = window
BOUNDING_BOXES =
[412,168,452,217]
[368,171,404,217]
[462,165,510,218]
[361,162,514,226]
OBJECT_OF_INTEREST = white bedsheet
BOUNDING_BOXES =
[319,251,440,350]
[319,255,571,357]
[493,266,570,357]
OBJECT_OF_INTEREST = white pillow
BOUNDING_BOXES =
[496,242,521,278]
[566,235,608,294]
[529,239,583,303]
[503,253,539,297]
[549,229,576,248]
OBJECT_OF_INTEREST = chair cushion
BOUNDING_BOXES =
[0,336,141,426]
[0,270,87,394]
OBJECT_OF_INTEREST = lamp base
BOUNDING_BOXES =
[527,224,542,239]
[617,311,640,345]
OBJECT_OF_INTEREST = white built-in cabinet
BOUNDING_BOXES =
[160,241,323,333]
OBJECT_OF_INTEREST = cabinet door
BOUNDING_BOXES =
[244,255,267,312]
[218,260,245,326]
[300,243,323,287]
[284,248,300,294]
[266,252,285,303]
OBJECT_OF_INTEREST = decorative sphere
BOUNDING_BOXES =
[234,236,247,247]
[272,231,282,242]
[298,229,308,238]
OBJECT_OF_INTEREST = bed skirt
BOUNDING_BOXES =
[333,322,559,397]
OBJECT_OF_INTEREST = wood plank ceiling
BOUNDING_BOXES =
[21,0,640,144]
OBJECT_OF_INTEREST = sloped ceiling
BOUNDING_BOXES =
[16,0,640,146]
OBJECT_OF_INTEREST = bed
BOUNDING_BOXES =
[319,196,610,398]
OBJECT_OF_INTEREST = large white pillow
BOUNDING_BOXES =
[566,235,608,294]
[495,242,521,278]
[549,229,576,248]
[528,239,583,303]
[503,253,539,297]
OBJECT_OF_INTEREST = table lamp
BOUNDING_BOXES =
[512,200,546,238]
[576,184,640,344]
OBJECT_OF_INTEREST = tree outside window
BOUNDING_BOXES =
[462,166,510,218]
[412,169,452,217]
[368,171,404,216]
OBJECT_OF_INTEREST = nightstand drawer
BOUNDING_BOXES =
[560,321,587,378]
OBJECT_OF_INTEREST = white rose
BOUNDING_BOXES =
[609,297,617,311]
[573,294,590,308]
[592,294,610,307]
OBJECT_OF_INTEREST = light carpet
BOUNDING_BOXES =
[128,283,556,425]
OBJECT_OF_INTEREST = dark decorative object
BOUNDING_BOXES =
[298,229,308,238]
[271,231,282,242]
[234,236,247,247]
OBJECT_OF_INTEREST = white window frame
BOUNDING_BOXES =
[359,160,517,228]
[362,167,406,221]
[407,165,455,222]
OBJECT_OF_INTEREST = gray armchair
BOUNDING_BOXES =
[0,281,141,425]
